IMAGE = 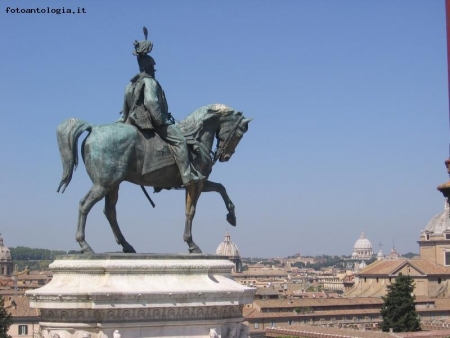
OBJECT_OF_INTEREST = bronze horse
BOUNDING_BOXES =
[56,104,251,254]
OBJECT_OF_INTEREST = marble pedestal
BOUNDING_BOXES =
[26,254,255,338]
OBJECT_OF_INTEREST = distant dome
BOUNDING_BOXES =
[377,248,384,261]
[354,232,372,250]
[216,231,240,257]
[351,232,373,259]
[0,234,11,262]
[423,202,450,235]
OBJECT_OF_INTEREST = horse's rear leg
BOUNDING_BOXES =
[76,184,108,253]
[184,183,203,253]
[104,185,136,253]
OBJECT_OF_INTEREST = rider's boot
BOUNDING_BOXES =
[163,125,205,187]
[181,168,206,187]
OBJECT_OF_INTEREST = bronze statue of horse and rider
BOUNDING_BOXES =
[56,28,251,254]
[56,103,251,254]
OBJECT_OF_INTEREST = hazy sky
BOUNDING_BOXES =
[1,0,449,258]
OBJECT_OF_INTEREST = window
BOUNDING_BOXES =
[446,233,450,240]
[288,320,293,325]
[439,278,442,284]
[426,234,430,240]
[254,322,259,329]
[445,252,450,266]
[19,325,28,335]
[270,321,276,328]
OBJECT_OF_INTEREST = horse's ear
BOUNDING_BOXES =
[242,118,253,125]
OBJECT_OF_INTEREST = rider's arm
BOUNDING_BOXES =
[143,78,167,127]
[121,83,132,121]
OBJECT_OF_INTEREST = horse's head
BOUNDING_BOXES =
[216,111,252,162]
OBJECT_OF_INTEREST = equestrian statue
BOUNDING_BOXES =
[56,28,252,254]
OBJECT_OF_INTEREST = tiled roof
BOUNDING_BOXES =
[4,296,39,318]
[246,308,383,319]
[358,259,450,276]
[254,297,385,309]
[407,260,450,275]
[255,288,281,295]
[17,274,52,280]
[358,260,407,275]
[232,270,288,277]
[266,324,395,337]
[243,307,257,317]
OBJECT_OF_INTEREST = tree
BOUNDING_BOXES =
[380,273,421,332]
[0,296,12,338]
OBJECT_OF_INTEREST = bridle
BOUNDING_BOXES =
[212,115,244,166]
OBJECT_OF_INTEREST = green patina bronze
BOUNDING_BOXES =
[56,28,252,254]
[56,104,251,254]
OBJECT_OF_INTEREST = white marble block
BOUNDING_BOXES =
[26,254,255,338]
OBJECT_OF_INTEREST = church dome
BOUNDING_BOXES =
[423,202,450,235]
[0,234,11,262]
[354,232,372,250]
[352,232,373,259]
[216,231,240,257]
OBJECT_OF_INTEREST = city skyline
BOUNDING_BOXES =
[1,1,448,257]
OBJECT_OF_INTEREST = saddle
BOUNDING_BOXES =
[140,129,208,176]
[140,130,175,175]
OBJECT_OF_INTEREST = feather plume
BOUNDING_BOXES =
[143,26,148,40]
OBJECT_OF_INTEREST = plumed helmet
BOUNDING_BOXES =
[133,26,153,56]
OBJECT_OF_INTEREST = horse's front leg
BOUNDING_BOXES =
[104,185,136,253]
[76,184,108,254]
[202,180,236,226]
[184,183,203,253]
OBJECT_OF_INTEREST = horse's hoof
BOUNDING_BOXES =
[123,244,136,253]
[81,245,95,254]
[226,213,236,226]
[189,247,202,254]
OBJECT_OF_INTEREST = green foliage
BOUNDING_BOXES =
[0,296,12,338]
[381,273,421,332]
[10,246,70,271]
[10,246,67,261]
[402,252,419,259]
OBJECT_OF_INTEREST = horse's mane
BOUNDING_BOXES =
[177,104,239,137]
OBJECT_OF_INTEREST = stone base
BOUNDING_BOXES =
[26,254,255,338]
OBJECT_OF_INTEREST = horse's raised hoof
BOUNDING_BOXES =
[122,243,136,253]
[80,244,95,254]
[226,212,236,226]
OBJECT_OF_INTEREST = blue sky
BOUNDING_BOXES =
[0,0,448,258]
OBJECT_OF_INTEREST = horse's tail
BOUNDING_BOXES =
[56,118,93,193]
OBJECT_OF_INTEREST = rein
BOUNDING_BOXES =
[212,115,244,166]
